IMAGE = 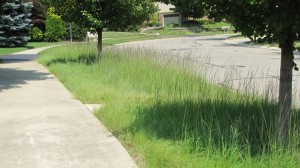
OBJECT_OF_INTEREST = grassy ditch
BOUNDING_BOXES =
[39,44,300,168]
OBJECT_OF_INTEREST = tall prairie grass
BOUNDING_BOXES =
[39,44,300,168]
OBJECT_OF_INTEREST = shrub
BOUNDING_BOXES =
[146,22,160,27]
[146,22,154,27]
[146,11,161,27]
[164,24,175,30]
[183,20,202,27]
[44,8,66,42]
[197,19,209,25]
[154,22,161,27]
[149,11,159,24]
[30,27,44,41]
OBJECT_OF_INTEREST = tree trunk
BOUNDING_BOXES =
[278,39,294,143]
[96,28,103,59]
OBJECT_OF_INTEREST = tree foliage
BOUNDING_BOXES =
[205,0,300,46]
[65,23,88,42]
[48,0,156,55]
[30,26,43,41]
[0,0,33,47]
[44,7,66,42]
[0,1,4,14]
[24,0,47,32]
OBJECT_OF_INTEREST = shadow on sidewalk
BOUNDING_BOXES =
[0,54,39,63]
[0,68,52,92]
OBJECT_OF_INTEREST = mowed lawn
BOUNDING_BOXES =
[0,42,55,55]
[0,28,234,56]
[101,31,191,46]
[0,31,186,56]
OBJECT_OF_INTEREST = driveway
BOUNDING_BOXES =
[121,35,300,106]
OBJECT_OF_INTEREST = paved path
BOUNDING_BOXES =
[0,47,137,168]
[121,35,300,106]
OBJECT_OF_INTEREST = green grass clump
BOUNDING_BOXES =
[39,44,300,168]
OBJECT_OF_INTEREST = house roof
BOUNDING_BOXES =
[157,2,175,14]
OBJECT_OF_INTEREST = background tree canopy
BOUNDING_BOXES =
[0,0,33,47]
[24,0,46,32]
[49,0,156,55]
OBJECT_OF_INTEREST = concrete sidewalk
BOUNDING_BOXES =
[0,47,137,168]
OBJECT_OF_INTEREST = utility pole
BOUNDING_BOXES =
[69,23,73,43]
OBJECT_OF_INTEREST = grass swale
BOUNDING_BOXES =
[39,43,300,168]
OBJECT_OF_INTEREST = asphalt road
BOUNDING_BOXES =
[121,35,300,106]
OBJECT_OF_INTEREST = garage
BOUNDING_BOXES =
[163,14,181,26]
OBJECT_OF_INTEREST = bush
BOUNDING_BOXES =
[146,22,154,27]
[154,22,161,27]
[164,24,175,30]
[44,8,66,42]
[146,22,161,27]
[146,11,160,27]
[30,27,44,41]
[183,20,202,27]
[197,19,209,25]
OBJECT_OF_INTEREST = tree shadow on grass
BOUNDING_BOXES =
[131,97,300,155]
[44,53,97,66]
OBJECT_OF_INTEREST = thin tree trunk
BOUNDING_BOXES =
[96,28,103,60]
[278,39,294,144]
[69,23,73,43]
